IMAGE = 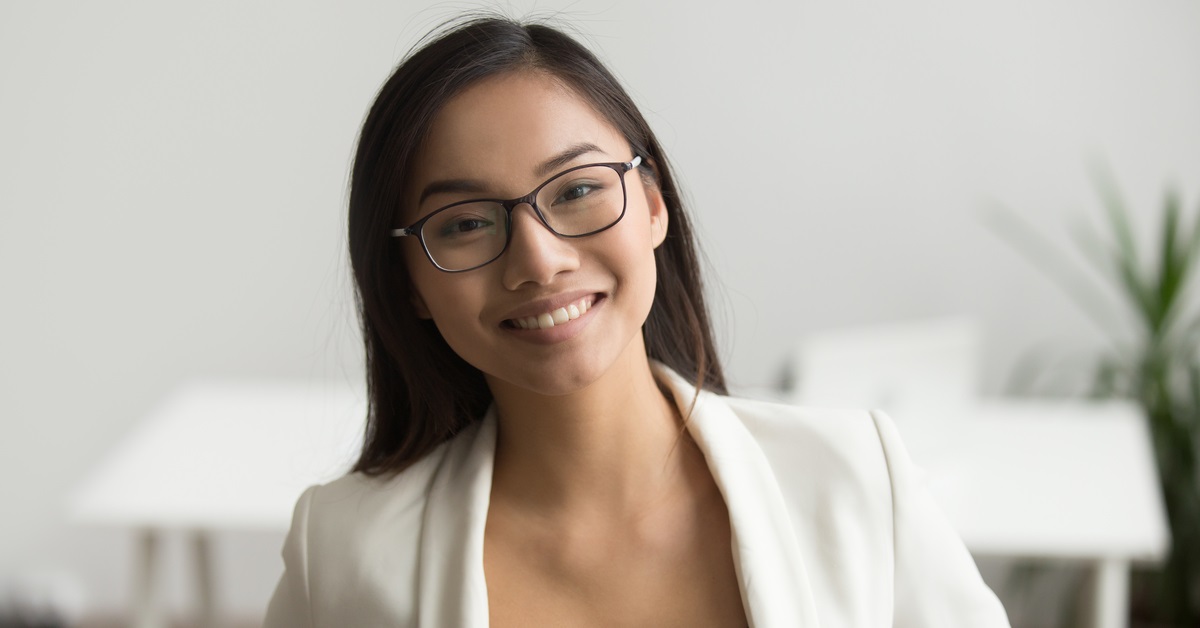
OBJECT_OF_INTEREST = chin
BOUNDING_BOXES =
[483,353,614,398]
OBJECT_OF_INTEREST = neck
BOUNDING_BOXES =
[485,341,693,519]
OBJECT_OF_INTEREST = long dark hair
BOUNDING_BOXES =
[348,15,726,476]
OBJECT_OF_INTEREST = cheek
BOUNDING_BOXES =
[412,273,467,320]
[600,215,660,310]
[624,202,663,271]
[408,268,491,342]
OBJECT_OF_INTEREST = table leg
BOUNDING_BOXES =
[191,530,217,628]
[1089,558,1130,628]
[132,528,164,628]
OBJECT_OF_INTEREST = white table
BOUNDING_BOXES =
[892,400,1170,628]
[69,380,365,628]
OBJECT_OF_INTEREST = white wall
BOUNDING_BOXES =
[2,0,1199,619]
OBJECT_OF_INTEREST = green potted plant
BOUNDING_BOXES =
[994,171,1200,625]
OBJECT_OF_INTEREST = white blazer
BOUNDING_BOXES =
[265,365,1010,627]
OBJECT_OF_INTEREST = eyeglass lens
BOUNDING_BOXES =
[420,164,627,271]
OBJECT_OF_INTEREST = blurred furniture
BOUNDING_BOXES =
[69,380,364,628]
[894,400,1168,628]
[787,318,1170,628]
[788,316,982,414]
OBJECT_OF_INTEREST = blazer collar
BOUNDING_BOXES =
[416,410,496,627]
[655,364,819,627]
[416,365,817,627]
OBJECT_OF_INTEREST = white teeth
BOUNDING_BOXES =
[510,296,595,330]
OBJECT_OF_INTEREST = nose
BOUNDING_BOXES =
[500,203,580,290]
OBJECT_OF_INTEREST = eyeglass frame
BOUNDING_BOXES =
[392,155,644,273]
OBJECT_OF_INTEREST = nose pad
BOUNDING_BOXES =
[501,202,579,288]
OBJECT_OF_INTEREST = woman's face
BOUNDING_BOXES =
[402,70,668,397]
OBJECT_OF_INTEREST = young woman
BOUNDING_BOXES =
[265,15,1009,628]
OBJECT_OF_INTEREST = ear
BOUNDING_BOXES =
[645,183,669,249]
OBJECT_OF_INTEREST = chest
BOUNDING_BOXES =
[483,499,748,628]
[484,529,746,628]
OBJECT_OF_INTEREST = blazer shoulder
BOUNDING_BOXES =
[291,438,459,625]
[314,455,438,519]
[719,395,894,532]
[722,395,889,476]
[305,439,451,554]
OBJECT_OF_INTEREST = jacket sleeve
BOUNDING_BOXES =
[870,411,1011,628]
[264,485,317,628]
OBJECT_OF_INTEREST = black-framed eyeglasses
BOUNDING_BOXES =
[392,156,643,272]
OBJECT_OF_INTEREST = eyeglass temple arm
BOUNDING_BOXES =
[392,228,414,237]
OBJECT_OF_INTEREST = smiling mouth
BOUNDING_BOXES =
[505,295,597,330]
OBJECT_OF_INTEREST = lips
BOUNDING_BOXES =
[507,294,595,330]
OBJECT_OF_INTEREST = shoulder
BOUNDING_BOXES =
[654,364,895,508]
[723,394,886,455]
[678,389,900,622]
[304,452,442,548]
[302,419,484,556]
[299,456,440,623]
[720,394,894,493]
[272,421,484,626]
[716,394,1009,626]
[716,393,932,537]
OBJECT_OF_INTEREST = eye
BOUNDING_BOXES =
[553,179,606,205]
[559,183,594,202]
[438,215,496,237]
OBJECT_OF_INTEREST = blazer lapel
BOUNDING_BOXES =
[415,368,818,628]
[417,409,496,628]
[657,365,820,627]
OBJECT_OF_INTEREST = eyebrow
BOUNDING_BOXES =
[416,142,605,207]
[534,142,604,178]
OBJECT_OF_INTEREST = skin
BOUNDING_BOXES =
[403,70,746,627]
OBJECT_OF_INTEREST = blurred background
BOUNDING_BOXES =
[2,0,1198,626]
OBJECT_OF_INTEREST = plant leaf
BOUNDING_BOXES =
[1072,217,1145,338]
[985,203,1127,343]
[1190,196,1200,267]
[1188,362,1200,430]
[1089,164,1156,331]
[1156,189,1183,334]
[1161,196,1200,337]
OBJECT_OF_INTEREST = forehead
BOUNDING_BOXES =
[410,71,626,199]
